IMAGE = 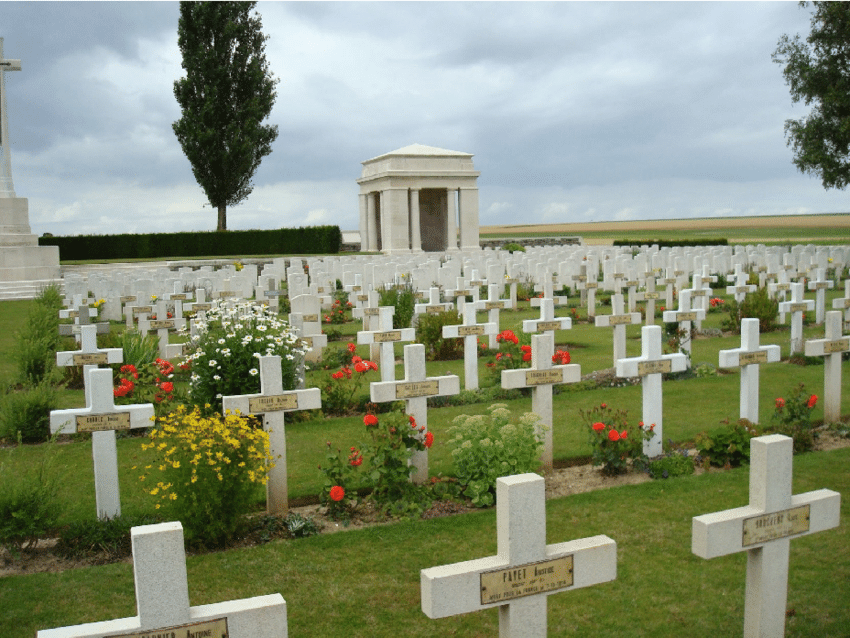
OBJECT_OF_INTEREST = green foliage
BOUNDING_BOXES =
[415,309,463,361]
[247,512,320,542]
[501,242,526,253]
[580,403,653,477]
[13,287,62,385]
[695,419,759,468]
[318,441,362,522]
[379,282,416,329]
[447,405,545,507]
[768,383,820,452]
[721,287,779,334]
[319,345,379,416]
[0,440,63,555]
[57,514,159,560]
[773,1,850,189]
[485,329,532,382]
[0,381,58,443]
[647,445,695,479]
[173,0,279,230]
[116,330,160,370]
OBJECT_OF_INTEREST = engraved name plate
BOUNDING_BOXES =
[107,617,228,638]
[824,339,850,353]
[170,294,188,301]
[643,292,660,299]
[249,394,298,413]
[395,380,440,399]
[638,359,672,375]
[217,291,235,298]
[302,314,319,323]
[299,337,314,348]
[458,325,485,336]
[525,369,563,385]
[690,289,707,297]
[742,505,810,547]
[608,315,633,325]
[480,556,574,605]
[76,412,132,433]
[774,283,791,291]
[120,296,137,303]
[73,353,109,366]
[364,307,380,316]
[374,331,402,342]
[536,321,562,331]
[426,305,445,314]
[150,320,175,330]
[192,303,212,311]
[584,282,598,289]
[357,294,369,302]
[739,351,769,365]
[789,303,809,312]
[626,280,639,287]
[677,312,698,321]
[485,302,505,310]
[133,306,153,314]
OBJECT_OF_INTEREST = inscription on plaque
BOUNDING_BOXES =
[790,303,809,312]
[217,290,235,298]
[302,314,319,323]
[192,303,212,312]
[814,282,829,289]
[66,311,79,318]
[584,282,598,289]
[525,369,563,386]
[150,320,175,330]
[426,305,445,314]
[674,270,684,276]
[742,505,810,547]
[536,321,562,331]
[677,312,698,321]
[739,351,769,365]
[838,298,850,308]
[643,292,660,299]
[638,359,672,375]
[374,330,402,342]
[824,339,849,353]
[120,295,137,303]
[664,278,676,284]
[133,306,153,314]
[453,289,470,297]
[480,556,573,605]
[170,294,188,301]
[608,314,633,325]
[364,307,380,316]
[458,325,485,336]
[73,353,109,366]
[613,272,624,279]
[470,280,484,287]
[249,394,298,413]
[626,280,639,287]
[485,302,505,310]
[572,275,587,282]
[299,337,314,348]
[76,412,132,433]
[690,289,707,297]
[395,380,440,399]
[774,283,791,291]
[108,617,228,638]
[352,285,362,292]
[357,294,369,302]
[735,286,752,293]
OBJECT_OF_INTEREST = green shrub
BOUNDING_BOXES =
[447,405,545,507]
[57,514,159,560]
[415,309,463,361]
[767,383,819,452]
[0,440,63,555]
[579,403,653,477]
[13,292,62,385]
[0,381,59,443]
[721,287,779,334]
[695,419,759,468]
[379,282,416,329]
[647,447,695,479]
[117,330,160,370]
[501,242,525,253]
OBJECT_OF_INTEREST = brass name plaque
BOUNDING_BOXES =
[73,353,109,366]
[150,320,175,330]
[302,314,319,323]
[735,286,752,293]
[374,331,402,342]
[789,303,809,312]
[677,312,697,321]
[395,380,440,399]
[414,292,425,299]
[613,272,625,278]
[66,311,79,318]
[192,303,212,311]
[608,314,633,325]
[299,337,314,348]
[739,351,768,365]
[470,280,484,286]
[248,394,298,413]
[537,321,562,331]
[120,296,136,303]
[76,412,132,433]
[814,282,829,289]
[170,294,188,301]
[107,617,228,638]
[480,556,573,605]
[664,278,676,284]
[674,270,684,276]
[317,287,325,293]
[364,307,380,316]
[774,283,791,291]
[824,339,849,353]
[626,280,639,287]
[742,505,810,547]
[584,282,598,289]
[485,302,505,310]
[643,292,660,299]
[525,369,563,386]
[426,305,445,314]
[133,306,153,314]
[638,359,672,375]
[357,294,369,301]
[453,289,470,297]
[690,289,707,297]
[217,290,235,298]
[352,285,362,291]
[458,325,485,336]
[572,275,587,282]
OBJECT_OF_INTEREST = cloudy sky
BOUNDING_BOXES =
[1,1,846,237]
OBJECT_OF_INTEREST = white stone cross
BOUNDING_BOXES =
[692,435,840,638]
[684,272,713,330]
[442,302,497,390]
[658,267,677,309]
[356,306,415,382]
[421,473,617,637]
[804,310,849,424]
[56,325,123,405]
[502,333,581,472]
[222,355,321,514]
[662,289,705,357]
[635,272,662,325]
[165,288,192,332]
[530,271,567,309]
[727,266,756,303]
[718,318,781,424]
[582,273,599,318]
[807,267,834,324]
[138,300,176,358]
[594,293,641,366]
[50,368,155,519]
[414,286,452,316]
[615,325,687,457]
[36,521,288,638]
[777,282,814,355]
[522,297,571,340]
[476,283,508,349]
[370,344,460,483]
[446,276,473,314]
[832,279,850,327]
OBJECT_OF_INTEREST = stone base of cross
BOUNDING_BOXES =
[222,355,321,514]
[692,435,840,638]
[421,474,616,638]
[718,318,780,424]
[36,521,287,637]
[804,310,849,424]
[370,344,460,483]
[502,333,581,473]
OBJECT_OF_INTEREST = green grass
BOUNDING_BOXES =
[2,447,847,637]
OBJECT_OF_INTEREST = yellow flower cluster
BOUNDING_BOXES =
[139,405,273,508]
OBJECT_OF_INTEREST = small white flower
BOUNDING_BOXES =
[217,338,226,345]
[220,348,231,356]
[209,359,218,367]
[257,325,267,332]
[253,352,262,359]
[213,374,221,381]
[249,368,259,376]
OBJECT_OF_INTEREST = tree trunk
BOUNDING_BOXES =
[217,204,227,231]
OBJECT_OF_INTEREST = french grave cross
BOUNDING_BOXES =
[421,473,617,638]
[36,521,288,638]
[356,305,415,382]
[476,283,508,349]
[634,272,662,325]
[522,297,571,340]
[777,282,813,355]
[594,293,641,367]
[692,435,840,638]
[56,324,123,405]
[662,289,705,358]
[807,267,833,324]
[804,310,849,424]
[442,302,497,390]
[718,318,780,424]
[832,279,850,327]
[222,355,321,514]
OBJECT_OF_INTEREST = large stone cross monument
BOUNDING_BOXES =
[0,37,59,282]
[357,143,480,254]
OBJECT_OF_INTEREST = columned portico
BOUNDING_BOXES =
[357,144,480,254]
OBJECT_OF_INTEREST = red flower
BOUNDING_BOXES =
[807,394,818,408]
[348,449,363,467]
[424,432,434,448]
[354,361,368,373]
[332,370,344,380]
[775,397,785,410]
[620,430,628,439]
[608,430,620,442]
[347,342,356,353]
[600,403,607,409]
[352,355,362,364]
[409,415,417,429]
[159,381,174,394]
[120,364,139,380]
[521,345,532,362]
[496,330,519,345]
[592,422,606,432]
[329,485,345,502]
[363,414,379,427]
[552,350,571,365]
[367,360,378,371]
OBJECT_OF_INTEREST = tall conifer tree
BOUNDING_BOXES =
[173,1,278,231]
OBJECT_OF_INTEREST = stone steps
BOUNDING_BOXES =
[0,278,64,300]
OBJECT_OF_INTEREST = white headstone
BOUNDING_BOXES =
[804,310,849,424]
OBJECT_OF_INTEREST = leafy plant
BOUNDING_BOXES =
[0,381,58,443]
[13,287,63,385]
[319,343,379,416]
[318,440,362,522]
[695,419,759,468]
[580,403,653,477]
[768,383,819,452]
[379,282,416,329]
[485,329,532,381]
[113,358,185,418]
[647,442,695,479]
[501,242,525,253]
[447,405,545,507]
[57,514,159,560]
[116,330,160,370]
[722,287,779,334]
[415,309,463,361]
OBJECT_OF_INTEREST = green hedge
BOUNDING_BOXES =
[613,238,728,247]
[38,226,342,261]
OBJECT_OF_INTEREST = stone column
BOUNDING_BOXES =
[410,188,422,252]
[358,193,367,251]
[366,192,377,251]
[458,187,480,251]
[382,187,410,254]
[446,188,458,251]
